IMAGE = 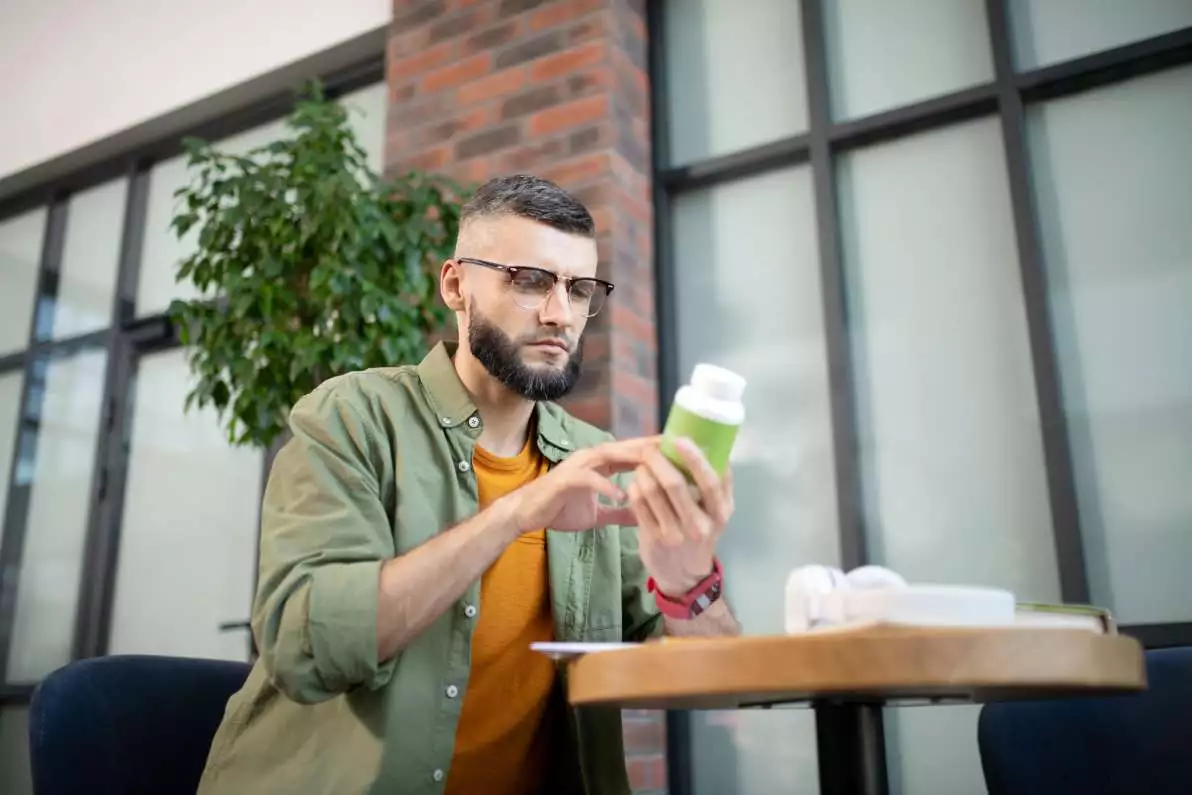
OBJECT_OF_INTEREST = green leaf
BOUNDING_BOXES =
[167,79,471,450]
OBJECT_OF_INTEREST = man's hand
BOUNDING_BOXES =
[628,437,734,596]
[501,436,660,533]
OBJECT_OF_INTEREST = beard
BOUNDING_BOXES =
[467,311,583,402]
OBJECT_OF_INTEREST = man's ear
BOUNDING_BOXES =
[440,259,466,311]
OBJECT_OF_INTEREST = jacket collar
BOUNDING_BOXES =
[416,341,573,460]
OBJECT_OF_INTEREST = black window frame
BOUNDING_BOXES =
[0,50,385,706]
[647,1,1192,792]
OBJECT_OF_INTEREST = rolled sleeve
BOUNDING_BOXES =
[308,559,392,692]
[252,382,399,704]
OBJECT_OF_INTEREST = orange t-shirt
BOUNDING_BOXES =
[445,436,557,795]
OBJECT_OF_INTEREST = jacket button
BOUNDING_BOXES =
[463,604,477,618]
[440,417,451,426]
[467,416,480,429]
[445,685,459,698]
[433,769,444,782]
[457,460,471,473]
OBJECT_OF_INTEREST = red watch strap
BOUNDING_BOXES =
[648,558,724,620]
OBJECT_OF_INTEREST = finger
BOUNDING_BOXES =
[596,503,638,527]
[627,479,663,544]
[580,436,663,473]
[722,465,735,519]
[673,438,729,528]
[633,465,685,547]
[571,470,626,505]
[644,448,700,535]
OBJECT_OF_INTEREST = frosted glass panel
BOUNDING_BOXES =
[839,117,1058,795]
[0,707,32,795]
[664,0,808,165]
[0,208,45,355]
[52,178,126,339]
[0,372,23,544]
[137,116,287,316]
[1010,0,1192,69]
[1029,66,1192,624]
[6,348,107,683]
[341,81,389,175]
[672,167,837,794]
[825,0,994,120]
[109,347,262,661]
[137,83,388,316]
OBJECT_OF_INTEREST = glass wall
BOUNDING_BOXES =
[1029,64,1192,626]
[672,165,839,794]
[658,1,1192,792]
[0,77,388,792]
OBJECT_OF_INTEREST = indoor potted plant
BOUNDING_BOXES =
[167,81,467,451]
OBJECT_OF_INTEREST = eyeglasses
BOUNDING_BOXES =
[456,257,614,318]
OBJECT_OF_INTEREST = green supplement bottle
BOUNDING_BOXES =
[660,363,747,480]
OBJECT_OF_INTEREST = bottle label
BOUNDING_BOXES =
[660,403,739,480]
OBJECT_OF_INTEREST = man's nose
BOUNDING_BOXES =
[538,282,574,326]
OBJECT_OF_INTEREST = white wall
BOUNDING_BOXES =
[0,0,390,179]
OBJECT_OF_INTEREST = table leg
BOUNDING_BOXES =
[814,702,889,795]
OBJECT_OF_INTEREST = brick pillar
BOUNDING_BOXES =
[386,0,664,792]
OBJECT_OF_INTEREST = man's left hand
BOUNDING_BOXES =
[627,437,734,596]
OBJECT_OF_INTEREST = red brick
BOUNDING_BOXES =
[394,0,449,28]
[530,0,601,30]
[389,27,428,59]
[455,124,520,160]
[464,20,520,54]
[416,107,490,147]
[456,67,527,105]
[497,136,564,172]
[529,41,606,82]
[390,41,455,82]
[627,755,666,792]
[495,30,566,69]
[622,716,665,755]
[589,206,614,235]
[541,153,610,189]
[406,145,451,172]
[529,95,608,137]
[421,52,493,93]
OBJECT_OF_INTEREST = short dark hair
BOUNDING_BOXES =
[459,174,595,237]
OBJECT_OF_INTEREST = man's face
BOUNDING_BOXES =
[447,215,600,401]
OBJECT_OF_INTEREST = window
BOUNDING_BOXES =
[1030,65,1192,625]
[656,0,1192,791]
[672,166,838,793]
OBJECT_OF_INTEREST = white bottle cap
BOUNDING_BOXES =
[690,363,746,403]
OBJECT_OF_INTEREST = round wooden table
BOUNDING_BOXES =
[567,626,1146,795]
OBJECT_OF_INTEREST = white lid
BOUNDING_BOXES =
[690,363,747,403]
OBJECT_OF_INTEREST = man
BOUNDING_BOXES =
[197,174,740,795]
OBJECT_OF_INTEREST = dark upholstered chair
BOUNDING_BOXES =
[28,654,250,795]
[978,645,1192,795]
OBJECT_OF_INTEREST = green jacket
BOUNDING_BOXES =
[198,341,662,795]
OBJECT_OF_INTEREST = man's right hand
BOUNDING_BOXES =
[501,436,659,533]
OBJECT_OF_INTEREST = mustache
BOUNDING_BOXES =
[521,333,574,350]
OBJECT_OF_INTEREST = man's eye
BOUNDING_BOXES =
[511,270,554,292]
[570,281,597,301]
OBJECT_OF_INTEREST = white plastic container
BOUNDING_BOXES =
[660,363,746,478]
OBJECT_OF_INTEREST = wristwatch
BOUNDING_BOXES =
[648,558,724,620]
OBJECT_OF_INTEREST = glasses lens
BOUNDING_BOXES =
[572,279,608,317]
[509,268,553,311]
